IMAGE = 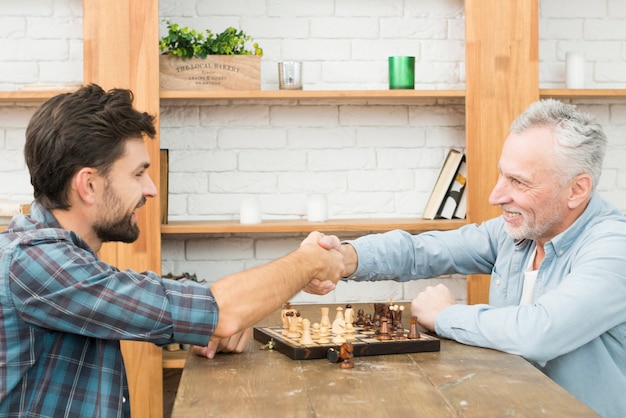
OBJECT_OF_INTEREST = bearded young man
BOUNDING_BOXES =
[0,84,344,416]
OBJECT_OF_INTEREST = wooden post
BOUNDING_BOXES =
[83,0,163,416]
[464,0,540,304]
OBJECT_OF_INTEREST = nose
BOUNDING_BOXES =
[144,174,158,198]
[488,175,508,206]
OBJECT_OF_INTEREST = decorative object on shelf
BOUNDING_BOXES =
[306,194,328,222]
[388,56,415,89]
[422,148,465,220]
[240,197,262,224]
[439,156,467,220]
[565,51,585,89]
[0,199,30,225]
[278,61,303,90]
[159,20,263,90]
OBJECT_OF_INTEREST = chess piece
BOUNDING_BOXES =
[311,322,321,341]
[287,311,300,339]
[320,307,331,329]
[331,306,346,335]
[281,303,291,335]
[344,304,355,332]
[377,317,392,341]
[355,309,365,327]
[318,322,330,344]
[300,318,314,345]
[339,342,354,369]
[395,321,406,340]
[407,316,421,339]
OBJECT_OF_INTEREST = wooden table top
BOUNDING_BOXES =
[172,304,598,417]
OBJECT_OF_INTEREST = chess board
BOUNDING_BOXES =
[253,326,440,360]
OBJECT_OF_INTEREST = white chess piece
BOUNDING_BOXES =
[331,307,346,335]
[300,319,314,345]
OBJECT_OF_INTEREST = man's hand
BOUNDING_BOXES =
[302,278,336,295]
[299,232,345,290]
[299,232,345,295]
[411,284,456,331]
[192,328,252,359]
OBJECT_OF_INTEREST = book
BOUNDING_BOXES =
[422,149,464,220]
[160,149,169,225]
[438,157,467,219]
[453,182,467,219]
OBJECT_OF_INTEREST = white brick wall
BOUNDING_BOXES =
[3,0,626,304]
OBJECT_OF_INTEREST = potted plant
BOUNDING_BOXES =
[159,20,263,91]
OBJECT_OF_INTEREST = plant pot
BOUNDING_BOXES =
[159,55,261,90]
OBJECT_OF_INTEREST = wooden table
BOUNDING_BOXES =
[172,304,598,417]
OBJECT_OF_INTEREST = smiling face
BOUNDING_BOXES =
[93,138,157,243]
[488,126,576,245]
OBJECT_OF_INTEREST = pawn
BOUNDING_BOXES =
[300,319,314,345]
[377,317,392,341]
[407,316,421,339]
[395,321,406,340]
[355,309,365,327]
[332,333,346,344]
[311,322,321,341]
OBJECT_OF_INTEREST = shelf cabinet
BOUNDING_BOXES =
[4,0,603,416]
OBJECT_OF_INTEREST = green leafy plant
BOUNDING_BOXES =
[159,20,263,58]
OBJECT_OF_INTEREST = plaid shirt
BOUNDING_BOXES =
[0,203,218,417]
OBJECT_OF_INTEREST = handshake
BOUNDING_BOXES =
[298,231,356,296]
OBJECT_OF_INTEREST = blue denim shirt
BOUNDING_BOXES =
[347,193,626,417]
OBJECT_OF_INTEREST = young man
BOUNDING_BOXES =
[0,84,344,416]
[318,99,626,417]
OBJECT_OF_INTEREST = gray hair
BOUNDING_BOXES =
[510,99,607,190]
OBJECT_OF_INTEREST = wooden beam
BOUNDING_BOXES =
[83,0,162,416]
[464,0,539,304]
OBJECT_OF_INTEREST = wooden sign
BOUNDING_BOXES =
[159,55,261,90]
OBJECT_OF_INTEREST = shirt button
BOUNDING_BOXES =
[123,397,127,403]
[496,279,501,286]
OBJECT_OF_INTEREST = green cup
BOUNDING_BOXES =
[388,56,415,89]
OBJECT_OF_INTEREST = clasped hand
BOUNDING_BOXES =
[301,232,345,295]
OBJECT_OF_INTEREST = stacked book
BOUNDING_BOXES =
[422,148,467,220]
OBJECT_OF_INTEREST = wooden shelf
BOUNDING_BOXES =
[540,88,626,98]
[161,218,466,235]
[162,349,188,369]
[160,89,465,101]
[0,89,78,102]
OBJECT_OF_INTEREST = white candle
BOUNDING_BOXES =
[566,52,585,89]
[307,194,328,222]
[240,197,262,224]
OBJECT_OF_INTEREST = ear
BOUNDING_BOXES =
[74,167,100,205]
[567,173,592,209]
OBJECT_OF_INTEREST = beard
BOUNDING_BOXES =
[503,206,564,243]
[94,184,143,243]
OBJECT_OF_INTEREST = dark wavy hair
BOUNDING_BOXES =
[24,84,156,209]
